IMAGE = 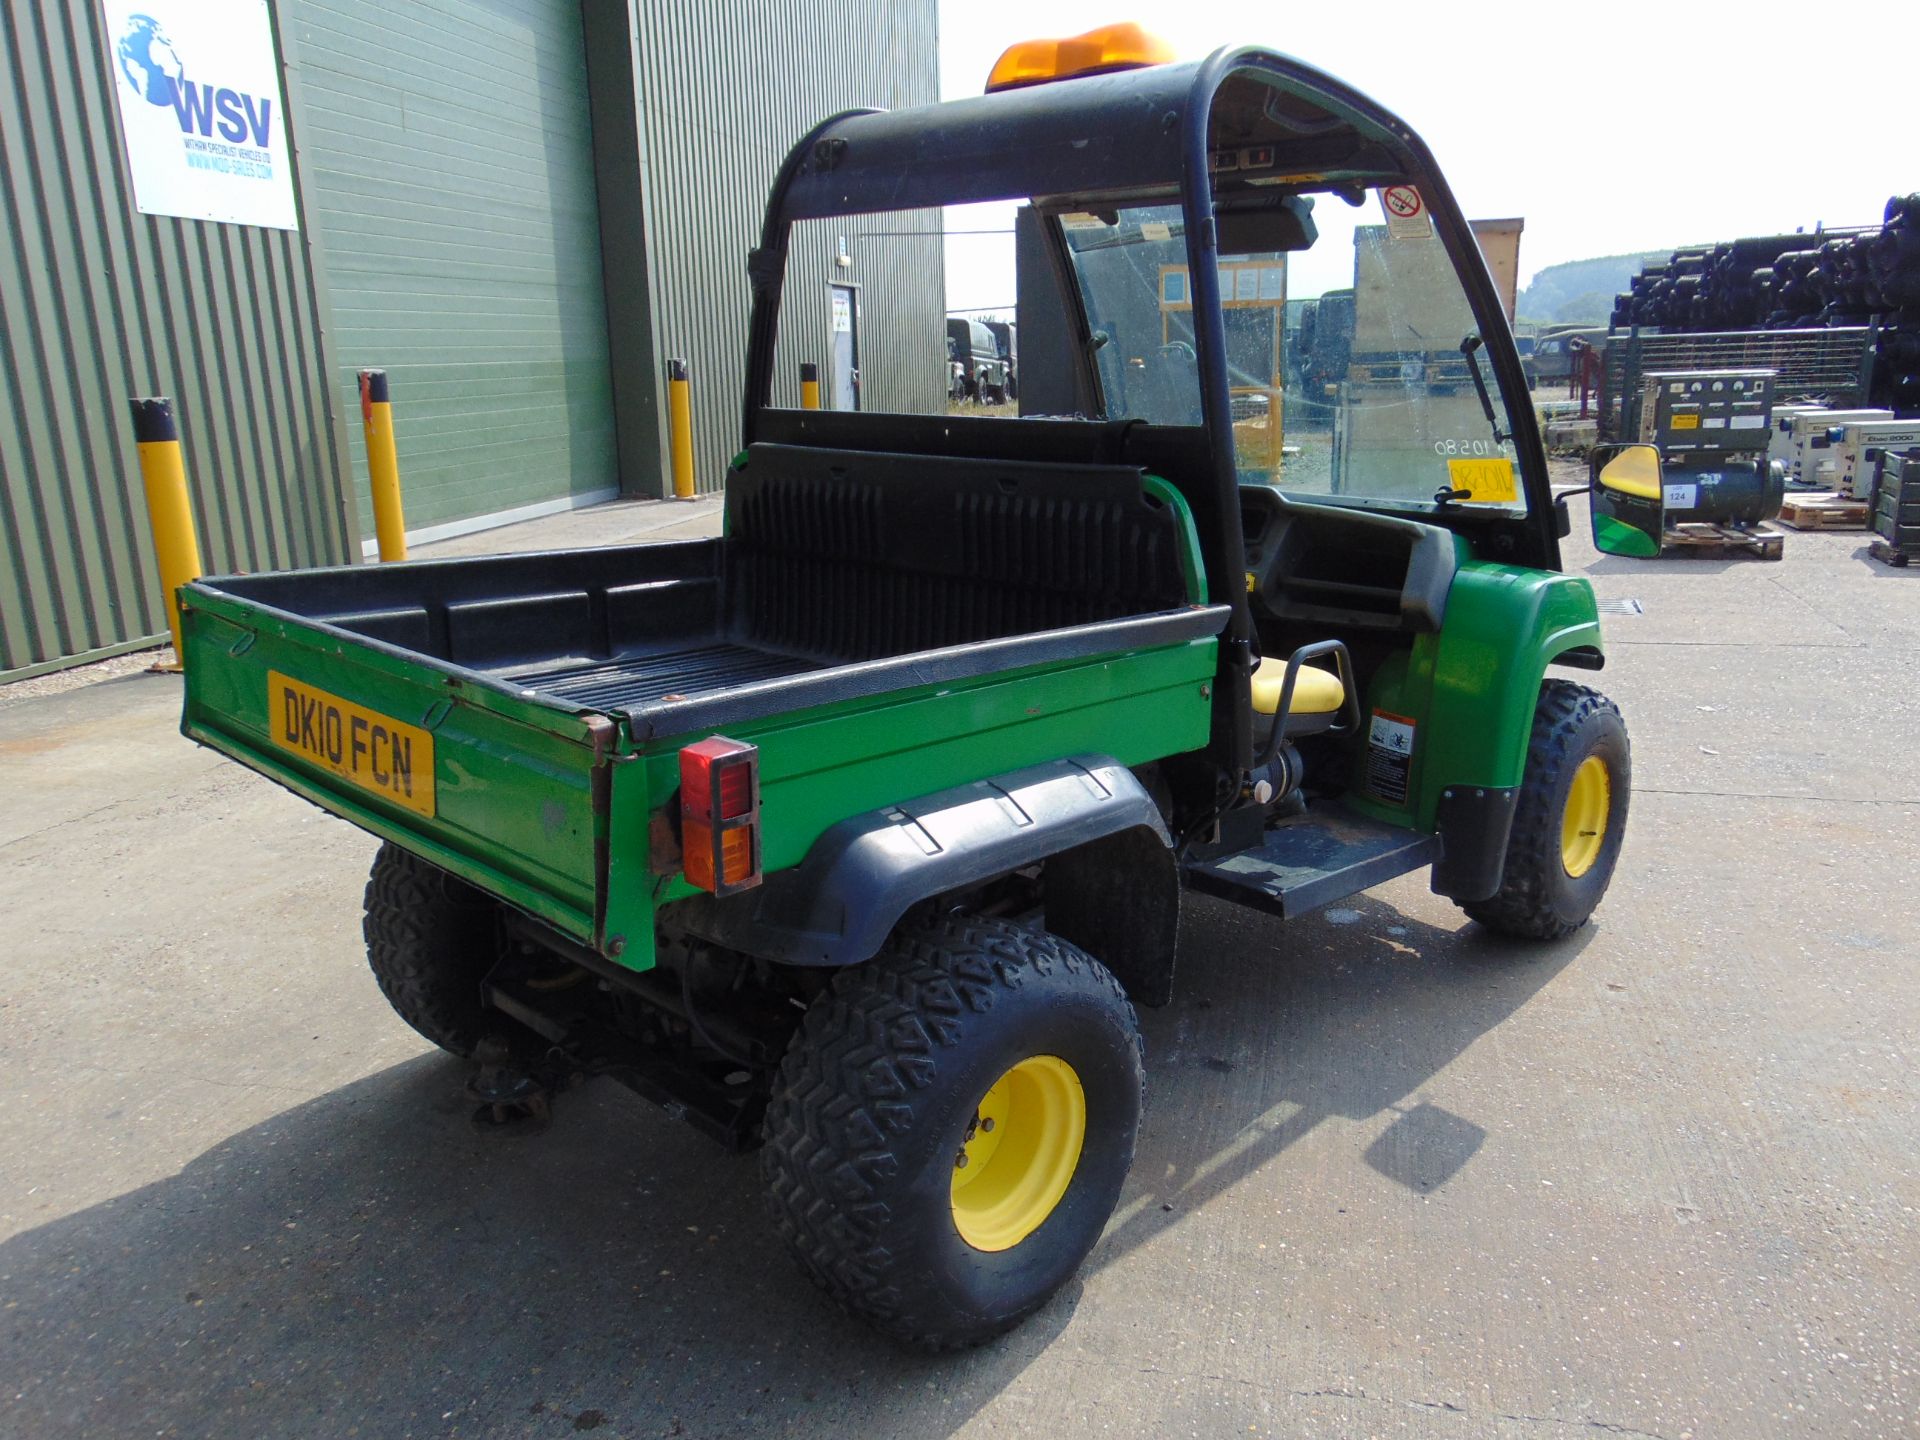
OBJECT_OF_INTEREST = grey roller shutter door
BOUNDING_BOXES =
[285,0,616,535]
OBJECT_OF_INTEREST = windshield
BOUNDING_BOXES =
[1062,193,1526,514]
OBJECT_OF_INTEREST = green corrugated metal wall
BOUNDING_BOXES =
[282,0,618,538]
[629,0,943,494]
[2,0,940,679]
[0,0,353,680]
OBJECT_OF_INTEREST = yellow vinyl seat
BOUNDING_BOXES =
[1251,656,1346,734]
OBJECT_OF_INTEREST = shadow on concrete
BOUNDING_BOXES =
[1849,543,1920,577]
[1582,551,1773,578]
[0,1063,1075,1439]
[0,892,1587,1438]
[1087,892,1588,1273]
[1363,1102,1488,1192]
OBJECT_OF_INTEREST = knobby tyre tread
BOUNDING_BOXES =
[761,914,1143,1351]
[1464,678,1629,941]
[361,842,502,1057]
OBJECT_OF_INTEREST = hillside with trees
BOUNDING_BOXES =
[1517,251,1670,325]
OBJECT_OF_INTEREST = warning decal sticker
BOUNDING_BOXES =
[1366,710,1416,805]
[1381,184,1432,239]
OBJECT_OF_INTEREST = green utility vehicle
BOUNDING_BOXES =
[180,29,1630,1350]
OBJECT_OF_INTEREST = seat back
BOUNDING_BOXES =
[724,443,1194,661]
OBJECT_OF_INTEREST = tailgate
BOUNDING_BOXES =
[178,582,616,946]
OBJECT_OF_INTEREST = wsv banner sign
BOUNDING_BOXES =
[102,1,298,230]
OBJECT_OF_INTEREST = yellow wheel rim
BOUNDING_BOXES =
[950,1055,1086,1253]
[1561,755,1611,878]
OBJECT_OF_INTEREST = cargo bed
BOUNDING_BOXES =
[179,445,1229,971]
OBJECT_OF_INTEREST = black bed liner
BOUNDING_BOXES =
[198,440,1233,740]
[603,609,1225,739]
[500,643,824,712]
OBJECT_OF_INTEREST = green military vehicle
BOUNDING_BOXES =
[179,27,1631,1350]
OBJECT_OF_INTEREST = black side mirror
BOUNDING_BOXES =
[1588,444,1665,557]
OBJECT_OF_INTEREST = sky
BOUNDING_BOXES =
[935,0,1917,311]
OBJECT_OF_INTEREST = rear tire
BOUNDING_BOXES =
[1463,679,1629,941]
[362,842,503,1057]
[762,915,1143,1350]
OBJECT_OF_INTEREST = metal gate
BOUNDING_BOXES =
[1599,327,1878,442]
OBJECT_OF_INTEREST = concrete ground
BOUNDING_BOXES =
[412,492,726,559]
[2,489,1916,1439]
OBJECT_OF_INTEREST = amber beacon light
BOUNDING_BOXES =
[985,22,1176,93]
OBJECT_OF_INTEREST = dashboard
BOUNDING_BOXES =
[1240,487,1457,633]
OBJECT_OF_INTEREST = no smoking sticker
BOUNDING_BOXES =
[1381,184,1433,239]
[1383,186,1422,217]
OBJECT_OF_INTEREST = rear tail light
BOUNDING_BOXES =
[680,736,762,894]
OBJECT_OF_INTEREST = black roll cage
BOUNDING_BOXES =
[739,48,1558,775]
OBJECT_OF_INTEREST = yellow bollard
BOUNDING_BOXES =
[358,369,408,560]
[799,362,821,410]
[130,397,204,671]
[668,357,696,499]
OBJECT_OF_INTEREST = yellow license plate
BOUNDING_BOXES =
[269,671,435,816]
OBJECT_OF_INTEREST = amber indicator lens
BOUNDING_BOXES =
[680,736,762,894]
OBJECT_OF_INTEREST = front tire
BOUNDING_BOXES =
[762,915,1143,1350]
[1463,679,1629,940]
[362,842,503,1057]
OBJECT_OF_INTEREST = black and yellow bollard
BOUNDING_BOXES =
[358,369,408,561]
[130,397,204,671]
[668,357,696,499]
[799,362,821,410]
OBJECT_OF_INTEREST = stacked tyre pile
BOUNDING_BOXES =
[1610,235,1822,331]
[1700,234,1800,326]
[1609,194,1920,413]
[1766,248,1824,325]
[1874,196,1920,412]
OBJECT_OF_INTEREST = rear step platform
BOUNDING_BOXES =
[1183,806,1439,920]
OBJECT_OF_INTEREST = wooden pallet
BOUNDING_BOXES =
[1776,492,1869,530]
[1660,522,1783,560]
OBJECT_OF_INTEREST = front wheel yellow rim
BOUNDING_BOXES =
[1561,754,1611,878]
[950,1055,1086,1252]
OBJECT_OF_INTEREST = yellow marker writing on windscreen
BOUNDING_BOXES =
[1447,457,1519,503]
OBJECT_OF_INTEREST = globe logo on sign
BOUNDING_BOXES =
[116,14,186,108]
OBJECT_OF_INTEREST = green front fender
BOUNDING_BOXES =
[1354,559,1605,834]
[1422,561,1604,818]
